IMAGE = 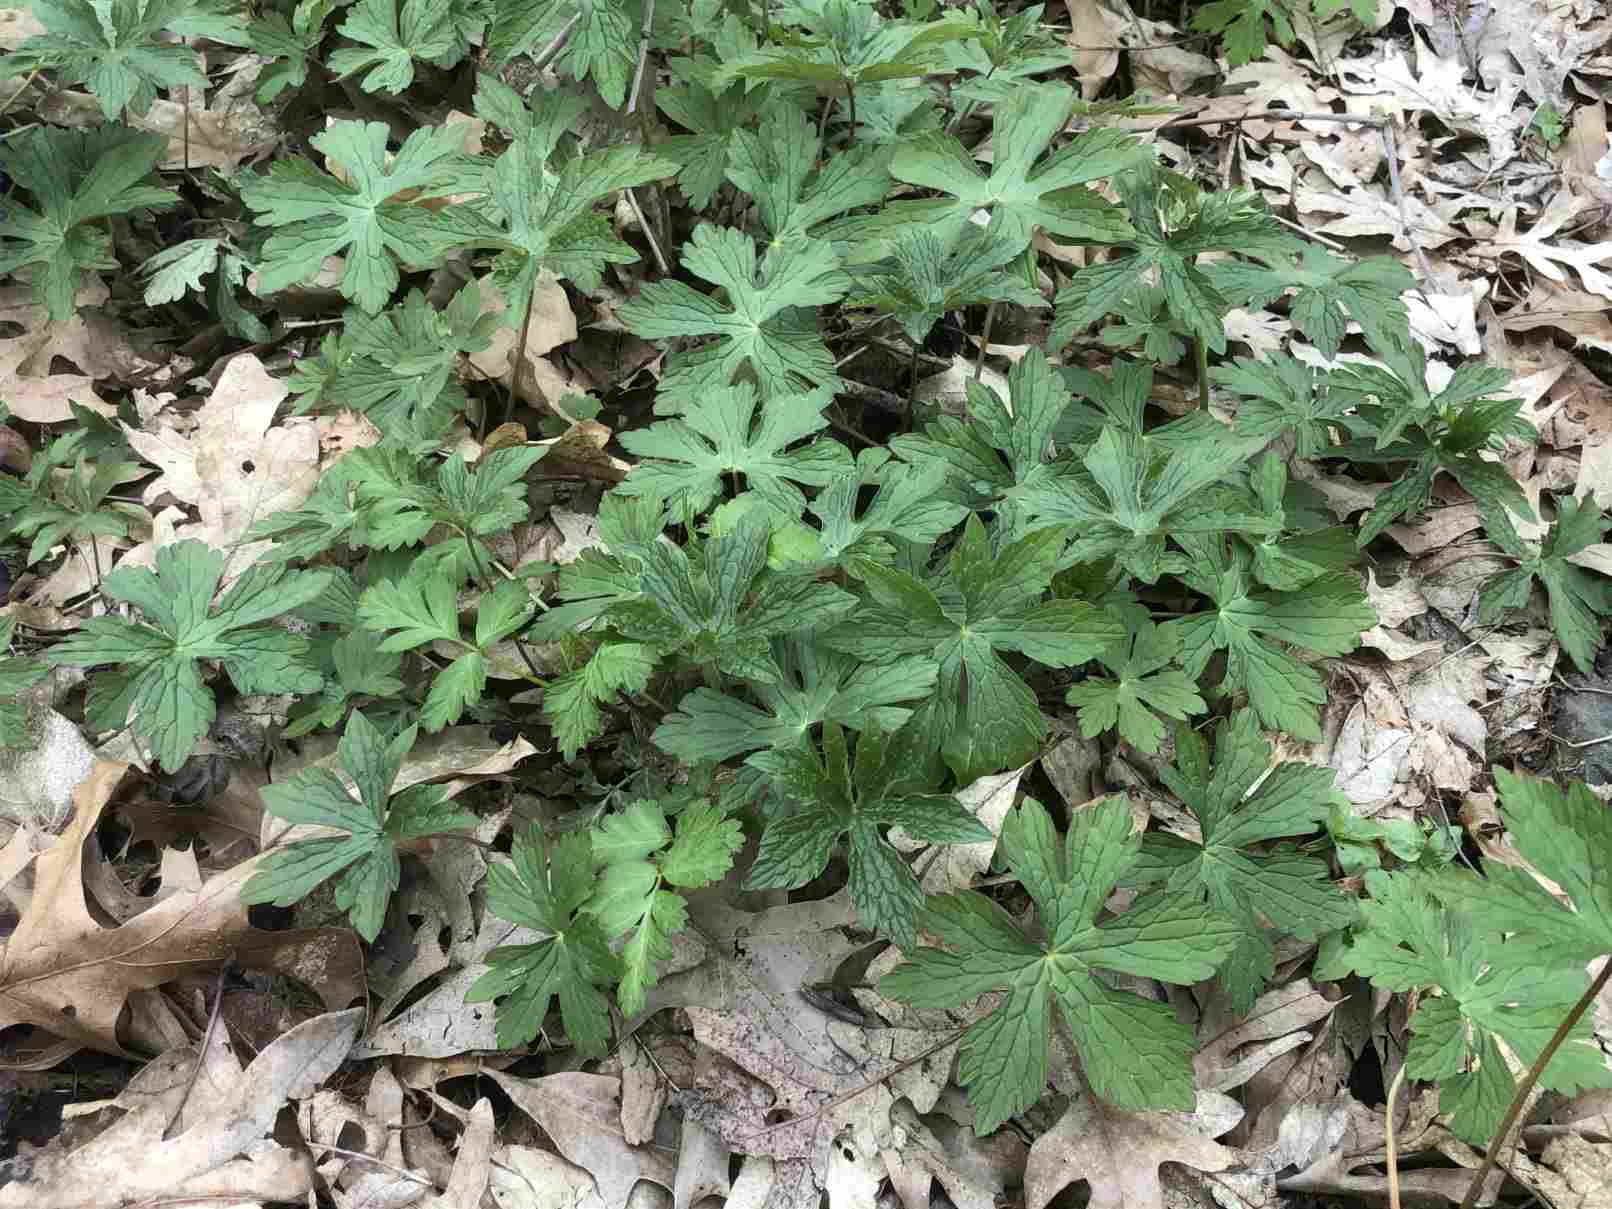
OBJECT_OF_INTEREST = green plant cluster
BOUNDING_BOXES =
[3,0,1611,1147]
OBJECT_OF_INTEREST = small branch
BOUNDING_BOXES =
[1385,1062,1407,1209]
[1380,118,1437,285]
[1459,959,1612,1209]
[624,187,669,275]
[1157,108,1388,131]
[626,0,655,117]
[164,957,233,1140]
[530,13,581,72]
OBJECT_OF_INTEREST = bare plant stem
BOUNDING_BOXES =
[1459,958,1612,1209]
[1195,334,1209,410]
[975,302,997,381]
[625,187,669,274]
[463,532,548,684]
[505,282,537,430]
[1384,1062,1407,1209]
[530,13,580,71]
[626,0,655,117]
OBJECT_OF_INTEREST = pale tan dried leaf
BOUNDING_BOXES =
[0,285,116,423]
[419,1099,494,1209]
[673,1120,730,1209]
[0,1008,362,1209]
[0,5,46,46]
[126,85,276,173]
[119,353,320,567]
[1359,44,1522,168]
[0,707,96,832]
[1471,189,1612,300]
[489,1071,674,1209]
[1196,981,1338,1093]
[0,762,363,1057]
[1024,1091,1239,1209]
[910,762,1026,894]
[1064,0,1126,97]
[490,1146,607,1209]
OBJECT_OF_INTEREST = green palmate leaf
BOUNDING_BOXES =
[1215,354,1349,460]
[247,0,334,102]
[1130,710,1356,1012]
[327,0,470,94]
[46,541,329,771]
[721,0,975,97]
[654,637,937,763]
[471,76,676,304]
[882,796,1241,1130]
[1167,537,1376,741]
[618,224,847,413]
[826,515,1124,782]
[726,100,892,249]
[285,283,497,437]
[890,347,1075,524]
[1478,495,1612,672]
[241,119,490,313]
[10,453,145,568]
[614,383,850,521]
[1064,618,1205,754]
[547,515,858,756]
[14,0,247,118]
[845,224,1043,348]
[346,444,547,550]
[1017,425,1271,583]
[585,798,742,1013]
[468,826,619,1054]
[358,568,534,731]
[1212,247,1411,359]
[795,450,971,567]
[1329,336,1536,547]
[657,71,770,210]
[0,126,178,321]
[1050,165,1289,353]
[241,710,475,941]
[543,642,658,760]
[887,81,1145,252]
[1456,769,1612,968]
[487,0,635,108]
[748,721,991,947]
[1342,866,1610,1145]
[1237,452,1361,591]
[286,629,406,739]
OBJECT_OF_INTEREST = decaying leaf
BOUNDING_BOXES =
[0,762,362,1058]
[0,1008,363,1209]
[1023,1090,1241,1209]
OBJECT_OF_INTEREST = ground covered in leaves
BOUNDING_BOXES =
[2,0,1612,1207]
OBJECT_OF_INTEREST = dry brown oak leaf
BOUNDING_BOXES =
[0,1007,363,1209]
[1024,1091,1239,1209]
[0,761,364,1057]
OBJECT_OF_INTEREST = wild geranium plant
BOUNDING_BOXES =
[5,0,1610,1169]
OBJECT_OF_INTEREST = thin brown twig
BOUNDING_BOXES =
[1385,1062,1408,1209]
[164,957,232,1140]
[1155,108,1388,131]
[1460,960,1612,1209]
